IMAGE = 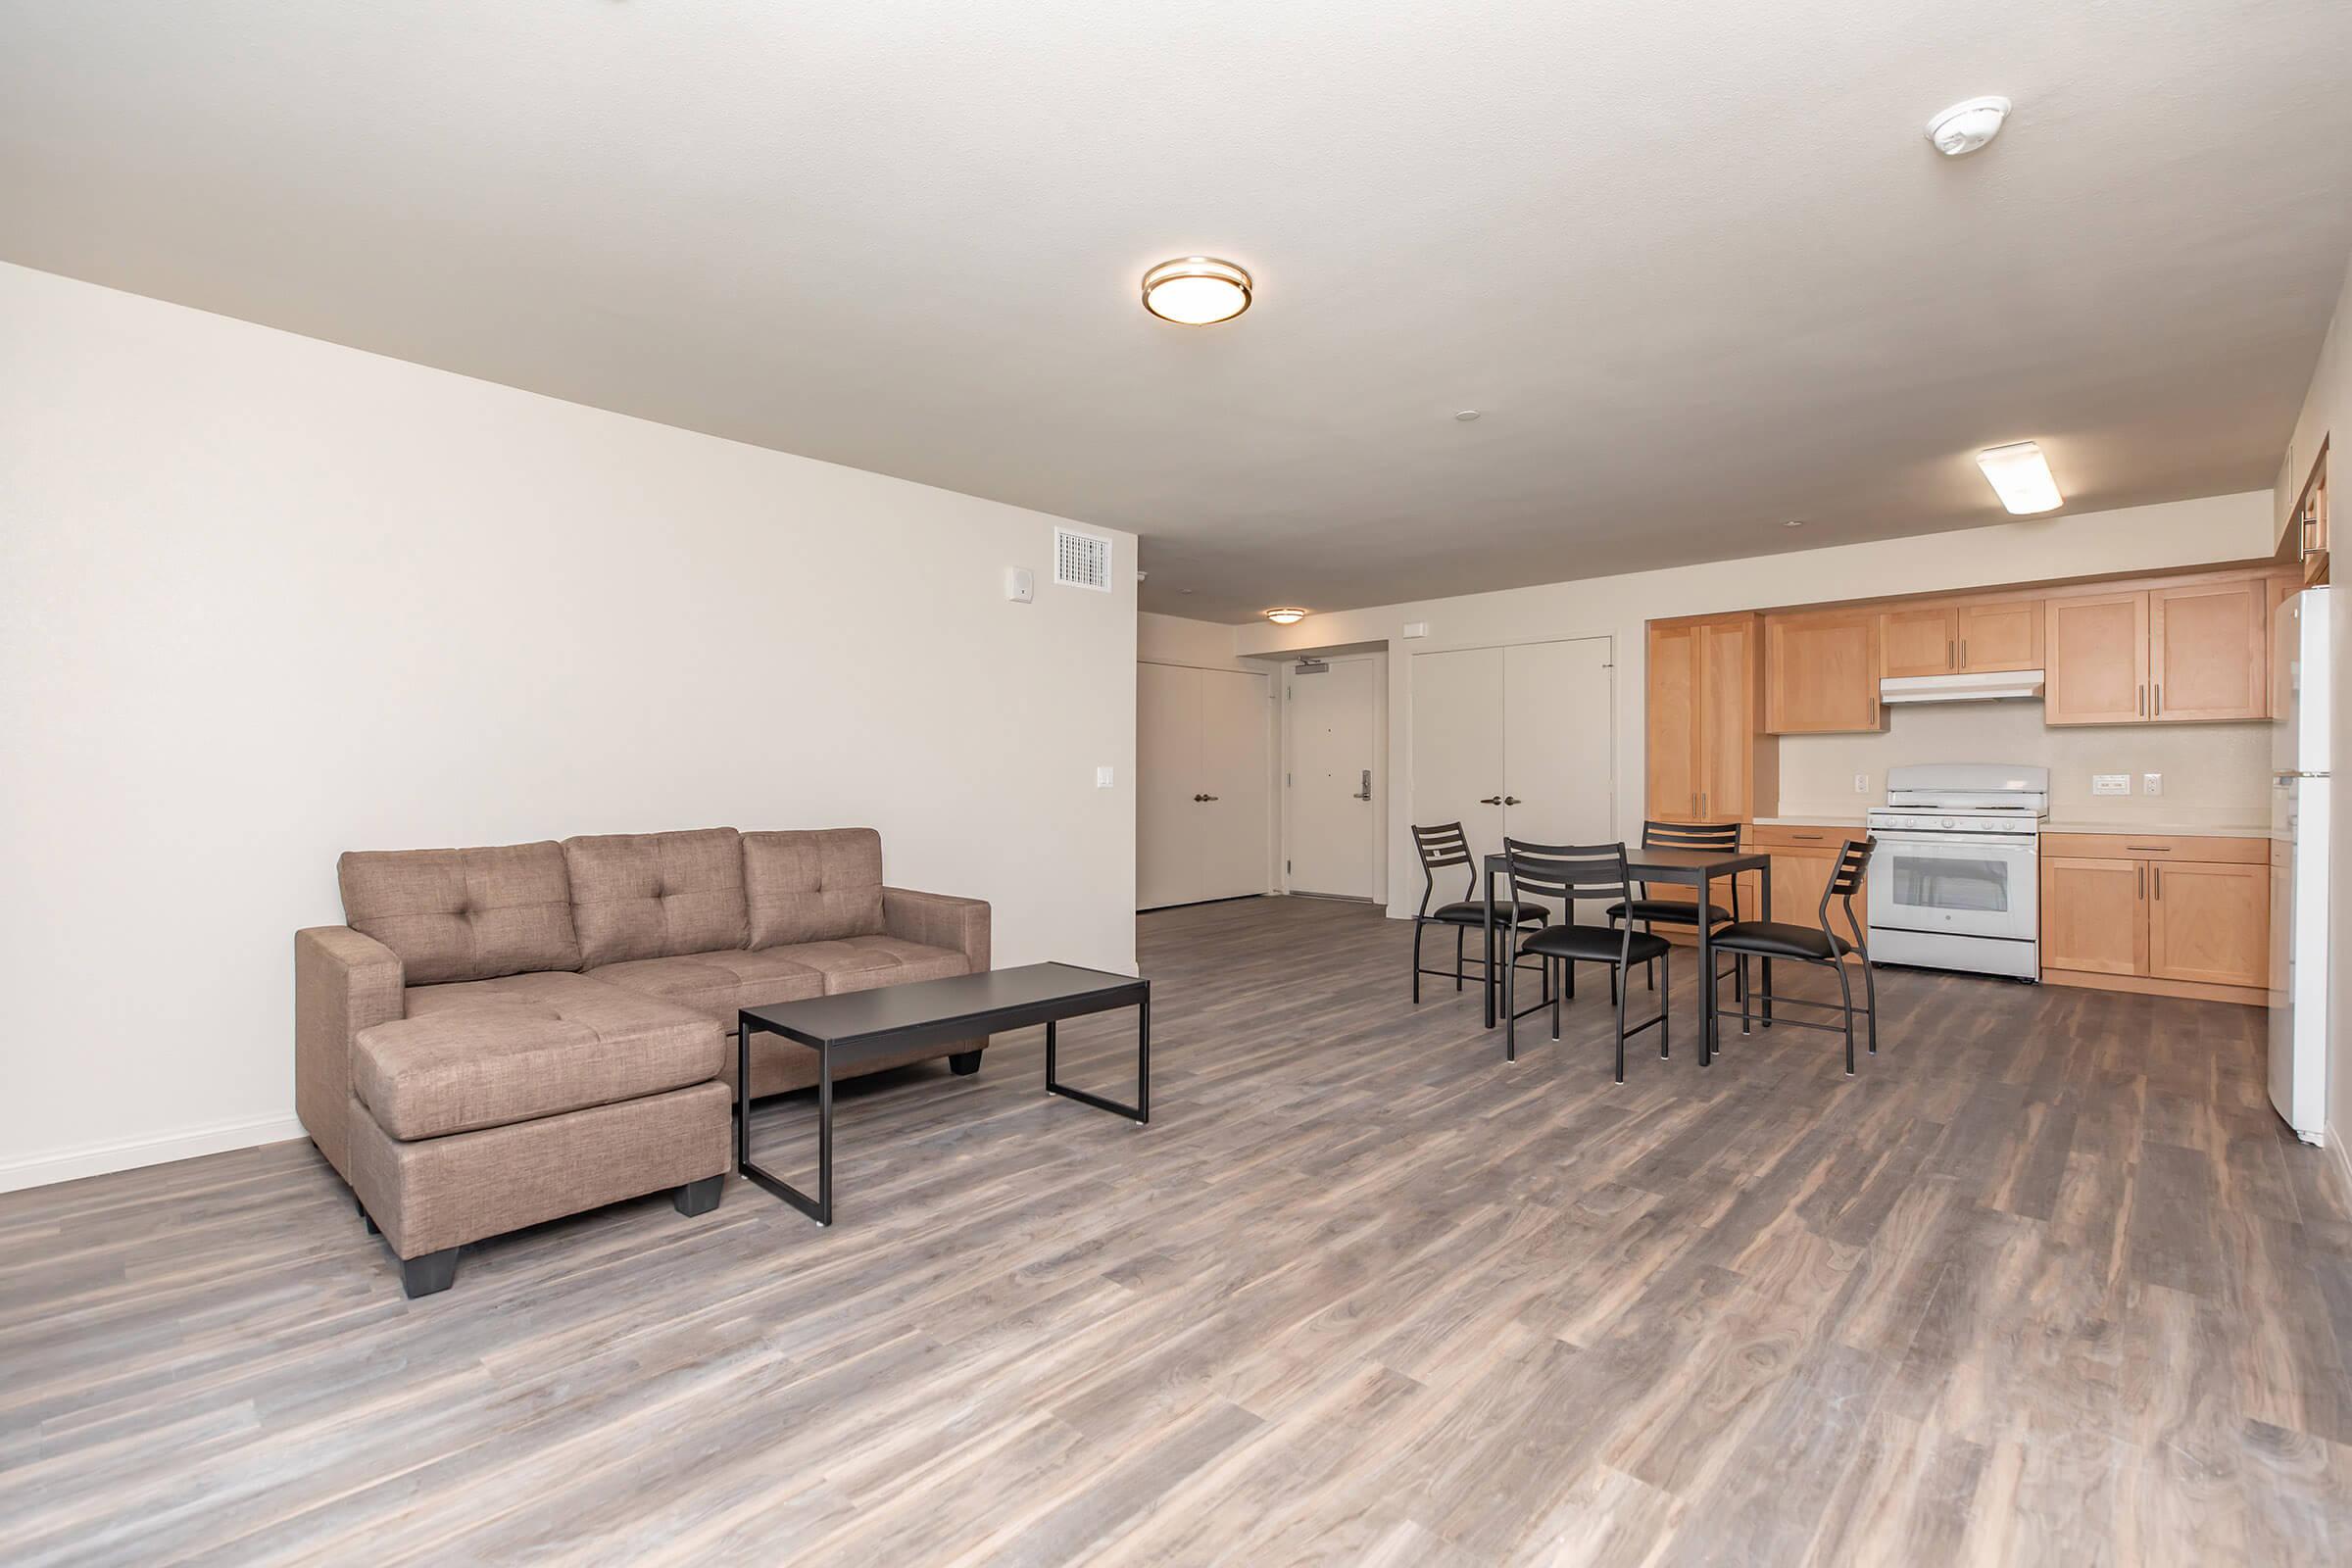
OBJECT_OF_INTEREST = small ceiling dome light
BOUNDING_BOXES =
[1926,96,2011,157]
[1454,410,1482,421]
[1142,257,1252,324]
[1264,607,1307,625]
[1975,441,2064,514]
[1783,518,1805,528]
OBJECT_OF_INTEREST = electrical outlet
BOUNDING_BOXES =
[2142,772,2163,796]
[1096,765,1114,788]
[1853,773,1870,795]
[2092,773,2131,797]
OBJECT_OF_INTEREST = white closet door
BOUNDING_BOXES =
[1137,662,1202,908]
[1197,668,1272,900]
[1408,647,1507,889]
[1500,638,1615,849]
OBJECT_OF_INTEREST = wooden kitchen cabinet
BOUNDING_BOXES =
[1764,611,1881,733]
[2043,591,2150,725]
[2149,579,2267,722]
[2146,859,2268,988]
[2039,835,2266,1003]
[1879,598,2043,678]
[2041,858,2147,976]
[1956,600,2042,671]
[1645,614,1774,824]
[2043,576,2268,725]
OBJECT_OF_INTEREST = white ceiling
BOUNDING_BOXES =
[5,3,2349,621]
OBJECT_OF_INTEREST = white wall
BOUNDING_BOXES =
[1779,708,2272,829]
[1230,492,2277,920]
[0,263,1139,1191]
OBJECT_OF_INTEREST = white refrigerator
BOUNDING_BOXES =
[2269,586,2334,1145]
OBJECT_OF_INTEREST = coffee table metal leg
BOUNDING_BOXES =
[1045,1002,1151,1123]
[736,1027,834,1227]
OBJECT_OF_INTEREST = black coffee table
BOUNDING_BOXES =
[735,962,1150,1225]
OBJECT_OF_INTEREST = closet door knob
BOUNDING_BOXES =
[1503,796,1523,806]
[1478,796,1503,806]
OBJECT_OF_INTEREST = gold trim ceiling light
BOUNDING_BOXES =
[1264,607,1307,625]
[1143,257,1252,325]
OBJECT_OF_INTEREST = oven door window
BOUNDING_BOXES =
[1888,852,2012,914]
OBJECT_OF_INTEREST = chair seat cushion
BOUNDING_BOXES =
[1603,898,1731,926]
[1430,900,1547,925]
[588,946,827,1023]
[360,974,718,1140]
[1520,923,1672,964]
[1709,920,1854,960]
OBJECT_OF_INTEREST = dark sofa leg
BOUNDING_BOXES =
[673,1174,724,1216]
[949,1049,984,1076]
[401,1248,460,1298]
[356,1196,378,1235]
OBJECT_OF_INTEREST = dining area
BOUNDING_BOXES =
[1408,819,1881,1079]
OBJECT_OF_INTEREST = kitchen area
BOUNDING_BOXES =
[1645,557,2336,1144]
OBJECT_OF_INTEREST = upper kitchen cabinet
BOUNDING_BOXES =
[2043,591,2150,724]
[2149,578,2268,721]
[2044,572,2277,725]
[1764,610,1881,733]
[1645,614,1775,823]
[1879,597,2042,678]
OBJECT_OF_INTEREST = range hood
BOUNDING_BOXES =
[1879,669,2045,705]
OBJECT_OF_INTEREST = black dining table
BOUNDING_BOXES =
[1480,846,1772,1065]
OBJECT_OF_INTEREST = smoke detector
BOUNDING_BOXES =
[1926,96,2011,157]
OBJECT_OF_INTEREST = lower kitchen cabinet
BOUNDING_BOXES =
[2039,834,2267,1003]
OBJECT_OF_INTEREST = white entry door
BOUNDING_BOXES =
[1285,657,1379,898]
[1137,662,1272,909]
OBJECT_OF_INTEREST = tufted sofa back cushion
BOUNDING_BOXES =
[338,841,583,985]
[743,828,886,948]
[563,828,749,968]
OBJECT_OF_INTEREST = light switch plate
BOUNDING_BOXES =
[1096,765,1114,789]
[1004,565,1034,603]
[2092,772,2131,797]
[1401,621,1430,639]
[1853,773,1870,795]
[2142,772,2163,796]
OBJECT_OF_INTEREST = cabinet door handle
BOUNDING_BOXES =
[1791,833,1823,841]
[1700,792,1708,818]
[1947,639,1956,667]
[2124,845,2171,853]
[2153,684,2162,716]
[1960,638,1968,668]
[2137,862,2145,899]
[2137,684,2146,716]
[2153,866,2162,901]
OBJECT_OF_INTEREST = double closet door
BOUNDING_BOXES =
[1138,663,1272,909]
[1409,639,1614,878]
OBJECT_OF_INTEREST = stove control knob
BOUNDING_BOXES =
[1940,817,1955,828]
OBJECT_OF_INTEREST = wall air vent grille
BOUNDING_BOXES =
[1054,527,1113,592]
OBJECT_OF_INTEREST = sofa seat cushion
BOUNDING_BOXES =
[772,935,972,995]
[360,974,717,1141]
[563,828,749,967]
[744,829,886,948]
[339,840,582,984]
[587,947,827,1023]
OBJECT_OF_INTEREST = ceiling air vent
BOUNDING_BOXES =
[1054,527,1113,592]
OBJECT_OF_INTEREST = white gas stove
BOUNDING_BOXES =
[1863,763,2047,979]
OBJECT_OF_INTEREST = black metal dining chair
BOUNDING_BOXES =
[1602,819,1746,1002]
[1410,822,1547,1004]
[1501,839,1670,1081]
[1708,836,1879,1074]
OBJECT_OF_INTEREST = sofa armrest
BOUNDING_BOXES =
[296,925,404,1180]
[882,887,991,973]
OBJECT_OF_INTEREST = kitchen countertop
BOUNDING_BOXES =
[2040,818,2275,839]
[1751,814,1867,829]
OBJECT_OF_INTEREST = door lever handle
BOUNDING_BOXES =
[1479,796,1503,806]
[1502,796,1523,806]
[1354,769,1373,802]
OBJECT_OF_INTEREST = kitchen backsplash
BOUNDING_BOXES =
[1777,701,2274,825]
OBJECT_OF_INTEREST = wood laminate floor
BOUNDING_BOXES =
[4,897,2350,1565]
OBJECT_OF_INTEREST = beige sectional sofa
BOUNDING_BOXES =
[296,827,989,1296]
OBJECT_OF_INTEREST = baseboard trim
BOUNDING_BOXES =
[0,1114,307,1195]
[2038,969,2267,1007]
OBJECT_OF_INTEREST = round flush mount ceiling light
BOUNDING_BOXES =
[1454,410,1482,421]
[1264,607,1307,625]
[1142,257,1252,324]
[1926,96,2011,157]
